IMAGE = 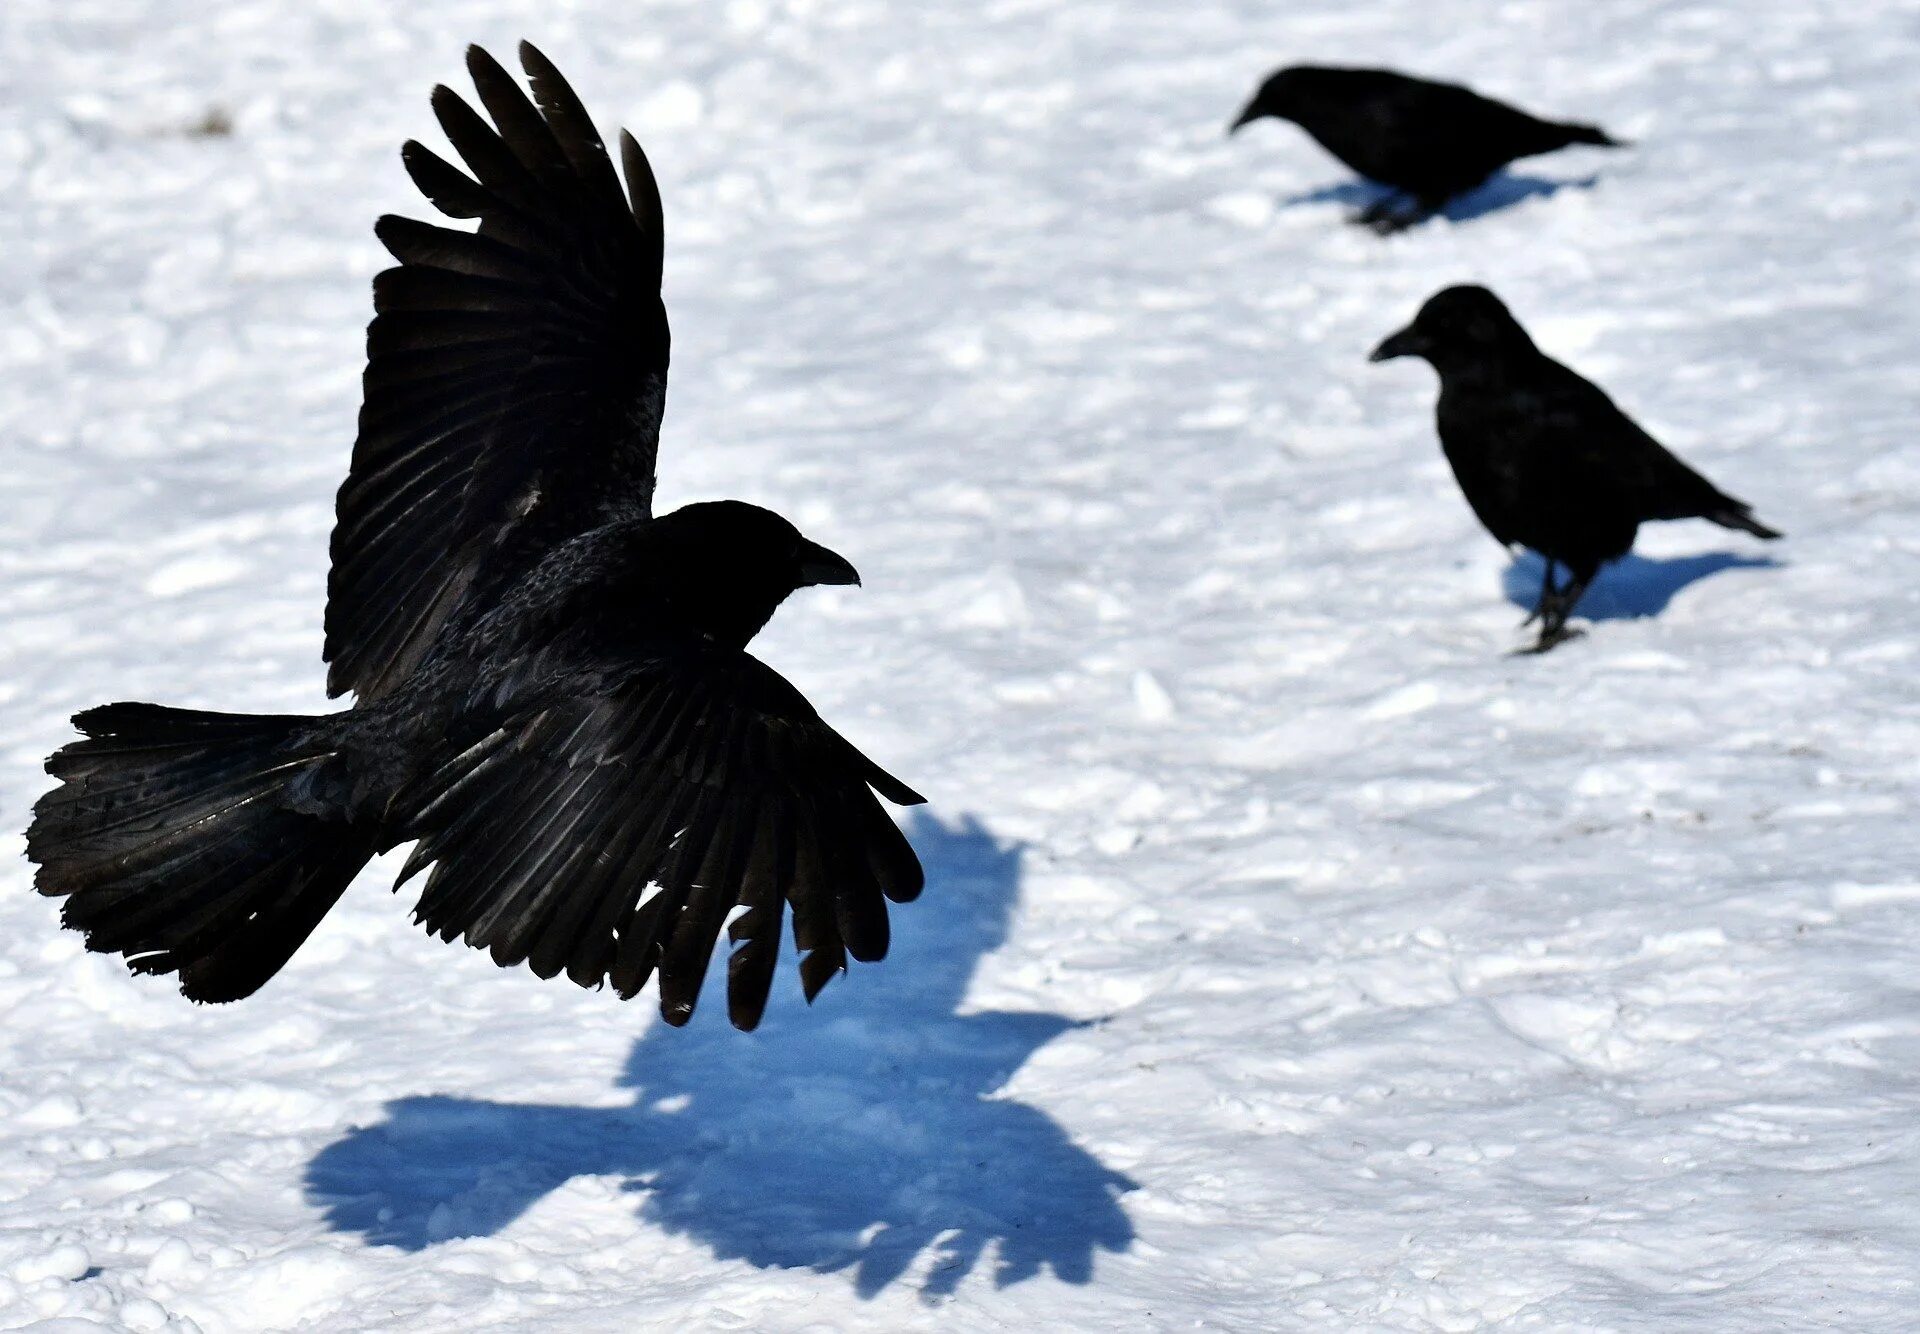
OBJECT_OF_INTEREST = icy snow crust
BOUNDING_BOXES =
[3,1,1918,1329]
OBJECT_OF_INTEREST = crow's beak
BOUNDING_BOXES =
[1369,325,1427,363]
[1228,101,1263,136]
[796,539,861,588]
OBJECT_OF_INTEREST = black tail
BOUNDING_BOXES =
[1705,503,1783,540]
[1559,121,1625,148]
[27,703,376,1003]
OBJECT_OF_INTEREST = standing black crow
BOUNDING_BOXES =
[1230,65,1624,233]
[1370,286,1781,653]
[27,44,925,1031]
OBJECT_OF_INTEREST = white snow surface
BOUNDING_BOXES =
[3,0,1919,1329]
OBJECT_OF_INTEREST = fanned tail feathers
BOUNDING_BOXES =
[27,703,373,1002]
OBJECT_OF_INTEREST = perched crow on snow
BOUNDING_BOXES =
[28,44,925,1030]
[1230,65,1624,233]
[1370,286,1781,653]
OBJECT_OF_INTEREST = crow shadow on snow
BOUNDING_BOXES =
[305,813,1135,1299]
[1280,171,1599,226]
[1501,548,1780,622]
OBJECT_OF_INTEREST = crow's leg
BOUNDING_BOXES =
[1523,565,1596,654]
[1353,193,1400,228]
[1361,193,1446,235]
[1353,191,1417,232]
[1522,557,1561,626]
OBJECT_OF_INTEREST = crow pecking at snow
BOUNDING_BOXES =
[27,44,925,1030]
[1230,65,1624,233]
[1370,285,1781,653]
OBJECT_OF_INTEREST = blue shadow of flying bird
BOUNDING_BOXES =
[305,812,1136,1301]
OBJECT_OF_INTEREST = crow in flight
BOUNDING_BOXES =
[28,44,925,1031]
[1370,286,1781,653]
[1230,65,1624,233]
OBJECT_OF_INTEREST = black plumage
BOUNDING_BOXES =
[1230,65,1624,233]
[27,45,925,1027]
[1370,286,1781,652]
[328,43,668,702]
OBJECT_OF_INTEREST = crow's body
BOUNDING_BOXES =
[28,45,924,1028]
[1231,66,1622,233]
[1371,286,1781,651]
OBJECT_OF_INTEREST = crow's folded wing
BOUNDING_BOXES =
[391,648,926,1031]
[326,42,669,700]
[1538,368,1737,520]
[1360,80,1563,187]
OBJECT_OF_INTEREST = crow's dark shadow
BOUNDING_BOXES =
[1280,171,1598,227]
[304,813,1135,1300]
[1501,548,1781,621]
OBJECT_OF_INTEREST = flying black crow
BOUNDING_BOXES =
[1230,65,1624,233]
[1370,286,1781,653]
[27,45,925,1030]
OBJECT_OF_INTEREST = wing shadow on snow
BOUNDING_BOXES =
[1502,549,1781,621]
[1280,171,1599,226]
[304,812,1136,1299]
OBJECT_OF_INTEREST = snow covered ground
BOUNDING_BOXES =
[3,0,1919,1328]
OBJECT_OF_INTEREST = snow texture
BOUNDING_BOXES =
[3,0,1919,1329]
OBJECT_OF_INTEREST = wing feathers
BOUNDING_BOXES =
[652,798,736,1025]
[390,653,922,1029]
[618,131,666,286]
[373,216,546,284]
[399,141,490,218]
[326,48,668,701]
[521,43,630,213]
[858,793,927,905]
[528,761,667,983]
[465,47,576,196]
[430,85,544,208]
[723,807,791,1031]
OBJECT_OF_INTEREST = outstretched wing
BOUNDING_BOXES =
[389,648,926,1031]
[325,42,669,701]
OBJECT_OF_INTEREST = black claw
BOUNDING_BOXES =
[1513,625,1587,656]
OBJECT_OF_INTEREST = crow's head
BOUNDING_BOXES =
[641,500,859,647]
[1369,285,1534,370]
[1229,66,1316,134]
